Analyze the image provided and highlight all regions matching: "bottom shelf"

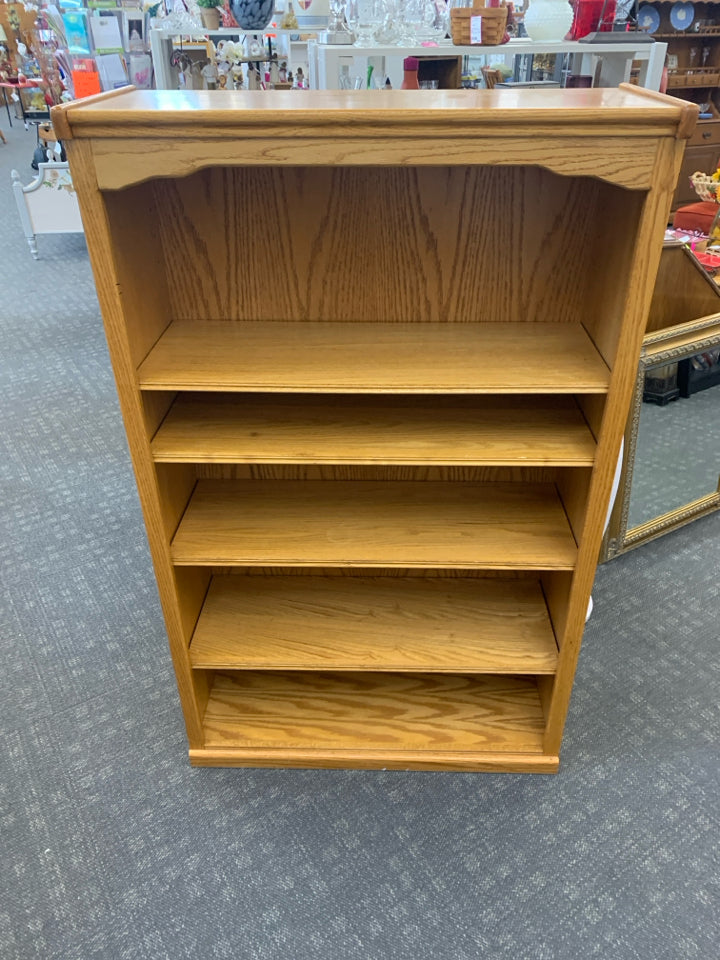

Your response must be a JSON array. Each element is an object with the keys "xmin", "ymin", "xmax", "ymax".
[{"xmin": 191, "ymin": 671, "xmax": 557, "ymax": 772}]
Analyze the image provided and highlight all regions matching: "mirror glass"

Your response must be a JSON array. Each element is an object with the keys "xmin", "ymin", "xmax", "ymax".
[{"xmin": 628, "ymin": 350, "xmax": 720, "ymax": 530}]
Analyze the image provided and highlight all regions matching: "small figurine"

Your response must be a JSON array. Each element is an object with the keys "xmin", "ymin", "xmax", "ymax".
[
  {"xmin": 279, "ymin": 60, "xmax": 287, "ymax": 83},
  {"xmin": 296, "ymin": 67, "xmax": 304, "ymax": 89},
  {"xmin": 269, "ymin": 54, "xmax": 279, "ymax": 87},
  {"xmin": 201, "ymin": 59, "xmax": 219, "ymax": 90},
  {"xmin": 247, "ymin": 62, "xmax": 261, "ymax": 90},
  {"xmin": 231, "ymin": 63, "xmax": 244, "ymax": 88}
]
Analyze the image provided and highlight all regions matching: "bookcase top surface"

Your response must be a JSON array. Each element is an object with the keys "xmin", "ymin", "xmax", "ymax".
[{"xmin": 54, "ymin": 85, "xmax": 697, "ymax": 141}]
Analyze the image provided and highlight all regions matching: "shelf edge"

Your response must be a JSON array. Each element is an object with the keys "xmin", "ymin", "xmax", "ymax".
[{"xmin": 189, "ymin": 747, "xmax": 558, "ymax": 772}]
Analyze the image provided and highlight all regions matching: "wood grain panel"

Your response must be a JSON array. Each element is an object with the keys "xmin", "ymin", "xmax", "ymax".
[
  {"xmin": 154, "ymin": 166, "xmax": 602, "ymax": 325},
  {"xmin": 62, "ymin": 140, "xmax": 207, "ymax": 744},
  {"xmin": 202, "ymin": 671, "xmax": 547, "ymax": 755},
  {"xmin": 170, "ymin": 480, "xmax": 578, "ymax": 569},
  {"xmin": 138, "ymin": 321, "xmax": 611, "ymax": 394},
  {"xmin": 142, "ymin": 391, "xmax": 176, "ymax": 440},
  {"xmin": 645, "ymin": 244, "xmax": 720, "ymax": 334},
  {"xmin": 152, "ymin": 395, "xmax": 597, "ymax": 466},
  {"xmin": 582, "ymin": 182, "xmax": 645, "ymax": 369},
  {"xmin": 576, "ymin": 394, "xmax": 605, "ymax": 442},
  {"xmin": 175, "ymin": 566, "xmax": 212, "ymax": 645},
  {"xmin": 540, "ymin": 571, "xmax": 572, "ymax": 650},
  {"xmin": 190, "ymin": 576, "xmax": 559, "ymax": 673},
  {"xmin": 210, "ymin": 567, "xmax": 538, "ymax": 579},
  {"xmin": 194, "ymin": 465, "xmax": 558, "ymax": 483},
  {"xmin": 544, "ymin": 136, "xmax": 690, "ymax": 754},
  {"xmin": 102, "ymin": 185, "xmax": 172, "ymax": 368},
  {"xmin": 154, "ymin": 464, "xmax": 196, "ymax": 542},
  {"xmin": 189, "ymin": 747, "xmax": 559, "ymax": 772},
  {"xmin": 92, "ymin": 136, "xmax": 658, "ymax": 193},
  {"xmin": 556, "ymin": 467, "xmax": 593, "ymax": 545}
]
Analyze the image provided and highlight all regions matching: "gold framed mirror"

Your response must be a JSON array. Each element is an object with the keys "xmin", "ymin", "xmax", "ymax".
[{"xmin": 603, "ymin": 314, "xmax": 720, "ymax": 560}]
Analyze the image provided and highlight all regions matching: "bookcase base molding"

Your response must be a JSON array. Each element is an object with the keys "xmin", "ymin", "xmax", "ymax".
[{"xmin": 55, "ymin": 87, "xmax": 696, "ymax": 772}]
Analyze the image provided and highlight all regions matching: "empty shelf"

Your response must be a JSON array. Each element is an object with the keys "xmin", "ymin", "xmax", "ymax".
[
  {"xmin": 170, "ymin": 480, "xmax": 578, "ymax": 569},
  {"xmin": 138, "ymin": 320, "xmax": 610, "ymax": 394},
  {"xmin": 190, "ymin": 576, "xmax": 559, "ymax": 673},
  {"xmin": 151, "ymin": 395, "xmax": 597, "ymax": 466},
  {"xmin": 194, "ymin": 670, "xmax": 551, "ymax": 771}
]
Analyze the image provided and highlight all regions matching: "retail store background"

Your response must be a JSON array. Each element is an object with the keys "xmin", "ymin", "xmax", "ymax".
[{"xmin": 1, "ymin": 122, "xmax": 718, "ymax": 959}]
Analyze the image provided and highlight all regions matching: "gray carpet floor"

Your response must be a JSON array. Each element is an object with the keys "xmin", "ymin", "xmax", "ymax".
[{"xmin": 1, "ymin": 120, "xmax": 718, "ymax": 960}]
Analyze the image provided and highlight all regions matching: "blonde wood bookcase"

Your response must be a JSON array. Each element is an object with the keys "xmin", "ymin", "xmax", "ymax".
[{"xmin": 53, "ymin": 86, "xmax": 696, "ymax": 773}]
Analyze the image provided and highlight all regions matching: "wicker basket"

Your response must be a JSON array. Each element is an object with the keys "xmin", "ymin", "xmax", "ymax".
[
  {"xmin": 450, "ymin": 1, "xmax": 508, "ymax": 46},
  {"xmin": 690, "ymin": 171, "xmax": 720, "ymax": 203}
]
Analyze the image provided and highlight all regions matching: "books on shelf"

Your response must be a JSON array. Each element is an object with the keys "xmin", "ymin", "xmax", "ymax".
[
  {"xmin": 89, "ymin": 10, "xmax": 125, "ymax": 53},
  {"xmin": 62, "ymin": 9, "xmax": 93, "ymax": 55}
]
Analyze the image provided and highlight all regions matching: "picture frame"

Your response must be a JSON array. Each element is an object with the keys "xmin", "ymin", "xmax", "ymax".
[{"xmin": 602, "ymin": 314, "xmax": 720, "ymax": 560}]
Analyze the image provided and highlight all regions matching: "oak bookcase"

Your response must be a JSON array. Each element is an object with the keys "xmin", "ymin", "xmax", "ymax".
[{"xmin": 54, "ymin": 86, "xmax": 695, "ymax": 772}]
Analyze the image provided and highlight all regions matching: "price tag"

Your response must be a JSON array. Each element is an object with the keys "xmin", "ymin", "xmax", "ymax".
[{"xmin": 470, "ymin": 16, "xmax": 483, "ymax": 44}]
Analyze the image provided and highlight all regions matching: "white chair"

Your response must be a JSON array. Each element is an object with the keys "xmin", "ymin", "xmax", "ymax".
[{"xmin": 11, "ymin": 160, "xmax": 84, "ymax": 259}]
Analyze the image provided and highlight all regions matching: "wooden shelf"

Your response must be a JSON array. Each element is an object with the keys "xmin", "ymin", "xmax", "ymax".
[
  {"xmin": 190, "ymin": 575, "xmax": 559, "ymax": 673},
  {"xmin": 151, "ymin": 394, "xmax": 597, "ymax": 466},
  {"xmin": 194, "ymin": 670, "xmax": 551, "ymax": 771},
  {"xmin": 653, "ymin": 32, "xmax": 720, "ymax": 39},
  {"xmin": 60, "ymin": 88, "xmax": 688, "ymax": 770},
  {"xmin": 170, "ymin": 480, "xmax": 578, "ymax": 569},
  {"xmin": 138, "ymin": 320, "xmax": 611, "ymax": 395},
  {"xmin": 666, "ymin": 71, "xmax": 720, "ymax": 89}
]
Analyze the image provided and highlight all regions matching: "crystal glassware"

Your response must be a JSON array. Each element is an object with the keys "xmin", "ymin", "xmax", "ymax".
[{"xmin": 353, "ymin": 0, "xmax": 384, "ymax": 44}]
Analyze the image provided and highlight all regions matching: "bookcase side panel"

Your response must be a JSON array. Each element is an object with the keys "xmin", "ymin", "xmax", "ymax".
[
  {"xmin": 544, "ymin": 136, "xmax": 690, "ymax": 754},
  {"xmin": 64, "ymin": 138, "xmax": 208, "ymax": 746}
]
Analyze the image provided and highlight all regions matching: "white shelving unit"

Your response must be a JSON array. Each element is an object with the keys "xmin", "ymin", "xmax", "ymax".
[
  {"xmin": 150, "ymin": 24, "xmax": 310, "ymax": 90},
  {"xmin": 308, "ymin": 38, "xmax": 667, "ymax": 91}
]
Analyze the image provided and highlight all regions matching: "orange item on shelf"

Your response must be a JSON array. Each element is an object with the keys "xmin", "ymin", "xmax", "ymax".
[{"xmin": 71, "ymin": 69, "xmax": 101, "ymax": 98}]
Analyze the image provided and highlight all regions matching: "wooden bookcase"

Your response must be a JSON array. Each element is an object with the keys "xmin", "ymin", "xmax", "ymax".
[{"xmin": 54, "ymin": 86, "xmax": 695, "ymax": 772}]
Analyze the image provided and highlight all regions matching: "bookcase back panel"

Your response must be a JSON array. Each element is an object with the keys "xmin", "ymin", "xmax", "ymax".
[
  {"xmin": 208, "ymin": 568, "xmax": 542, "ymax": 579},
  {"xmin": 192, "ymin": 464, "xmax": 559, "ymax": 483},
  {"xmin": 149, "ymin": 165, "xmax": 618, "ymax": 325}
]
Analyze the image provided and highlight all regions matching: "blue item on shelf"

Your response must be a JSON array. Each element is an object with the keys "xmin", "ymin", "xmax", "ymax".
[
  {"xmin": 670, "ymin": 1, "xmax": 694, "ymax": 31},
  {"xmin": 637, "ymin": 4, "xmax": 660, "ymax": 34}
]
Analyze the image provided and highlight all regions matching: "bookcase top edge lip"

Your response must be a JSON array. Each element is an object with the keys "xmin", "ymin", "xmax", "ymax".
[{"xmin": 53, "ymin": 86, "xmax": 697, "ymax": 140}]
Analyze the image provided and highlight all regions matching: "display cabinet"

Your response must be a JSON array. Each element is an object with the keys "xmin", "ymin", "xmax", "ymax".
[
  {"xmin": 671, "ymin": 117, "xmax": 720, "ymax": 208},
  {"xmin": 53, "ymin": 85, "xmax": 695, "ymax": 772},
  {"xmin": 656, "ymin": 1, "xmax": 720, "ymax": 101},
  {"xmin": 656, "ymin": 1, "xmax": 720, "ymax": 207}
]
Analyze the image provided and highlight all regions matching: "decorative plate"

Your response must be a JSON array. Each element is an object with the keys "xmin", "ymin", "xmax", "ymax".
[
  {"xmin": 670, "ymin": 1, "xmax": 694, "ymax": 31},
  {"xmin": 637, "ymin": 4, "xmax": 660, "ymax": 34}
]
